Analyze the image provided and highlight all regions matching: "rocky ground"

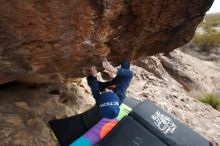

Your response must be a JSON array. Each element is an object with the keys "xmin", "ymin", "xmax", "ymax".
[
  {"xmin": 128, "ymin": 51, "xmax": 220, "ymax": 145},
  {"xmin": 0, "ymin": 79, "xmax": 97, "ymax": 146},
  {"xmin": 0, "ymin": 50, "xmax": 220, "ymax": 146}
]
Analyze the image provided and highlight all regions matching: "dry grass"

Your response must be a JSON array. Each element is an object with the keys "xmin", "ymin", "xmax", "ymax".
[{"xmin": 199, "ymin": 94, "xmax": 220, "ymax": 111}]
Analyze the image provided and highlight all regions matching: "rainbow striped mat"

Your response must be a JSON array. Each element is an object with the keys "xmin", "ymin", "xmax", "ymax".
[{"xmin": 69, "ymin": 103, "xmax": 132, "ymax": 146}]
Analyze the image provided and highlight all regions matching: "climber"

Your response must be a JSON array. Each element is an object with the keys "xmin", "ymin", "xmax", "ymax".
[{"xmin": 87, "ymin": 60, "xmax": 133, "ymax": 119}]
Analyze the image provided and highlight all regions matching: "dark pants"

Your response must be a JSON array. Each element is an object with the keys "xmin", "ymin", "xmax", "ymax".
[{"xmin": 49, "ymin": 106, "xmax": 102, "ymax": 146}]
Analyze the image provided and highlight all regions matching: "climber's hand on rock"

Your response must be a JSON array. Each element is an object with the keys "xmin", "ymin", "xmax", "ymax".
[
  {"xmin": 102, "ymin": 60, "xmax": 117, "ymax": 74},
  {"xmin": 90, "ymin": 66, "xmax": 97, "ymax": 77}
]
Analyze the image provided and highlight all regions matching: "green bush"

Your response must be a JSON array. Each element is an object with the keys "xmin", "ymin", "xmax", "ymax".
[
  {"xmin": 192, "ymin": 31, "xmax": 220, "ymax": 53},
  {"xmin": 199, "ymin": 94, "xmax": 220, "ymax": 111}
]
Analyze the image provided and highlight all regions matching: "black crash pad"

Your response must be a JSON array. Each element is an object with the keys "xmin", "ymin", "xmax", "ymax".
[
  {"xmin": 98, "ymin": 116, "xmax": 167, "ymax": 146},
  {"xmin": 123, "ymin": 97, "xmax": 140, "ymax": 109},
  {"xmin": 129, "ymin": 101, "xmax": 213, "ymax": 146}
]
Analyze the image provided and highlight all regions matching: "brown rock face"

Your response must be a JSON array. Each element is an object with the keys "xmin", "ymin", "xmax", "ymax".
[{"xmin": 0, "ymin": 0, "xmax": 213, "ymax": 84}]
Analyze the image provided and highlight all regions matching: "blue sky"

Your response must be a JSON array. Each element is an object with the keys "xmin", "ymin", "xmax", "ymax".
[{"xmin": 207, "ymin": 0, "xmax": 220, "ymax": 13}]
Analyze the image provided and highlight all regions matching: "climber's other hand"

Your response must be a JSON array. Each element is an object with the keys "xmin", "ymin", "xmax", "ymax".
[{"xmin": 90, "ymin": 66, "xmax": 97, "ymax": 77}]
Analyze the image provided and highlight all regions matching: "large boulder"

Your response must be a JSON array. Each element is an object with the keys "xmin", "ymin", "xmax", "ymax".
[{"xmin": 0, "ymin": 0, "xmax": 214, "ymax": 84}]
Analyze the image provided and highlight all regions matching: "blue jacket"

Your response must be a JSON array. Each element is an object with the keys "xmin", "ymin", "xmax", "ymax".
[{"xmin": 87, "ymin": 68, "xmax": 133, "ymax": 104}]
